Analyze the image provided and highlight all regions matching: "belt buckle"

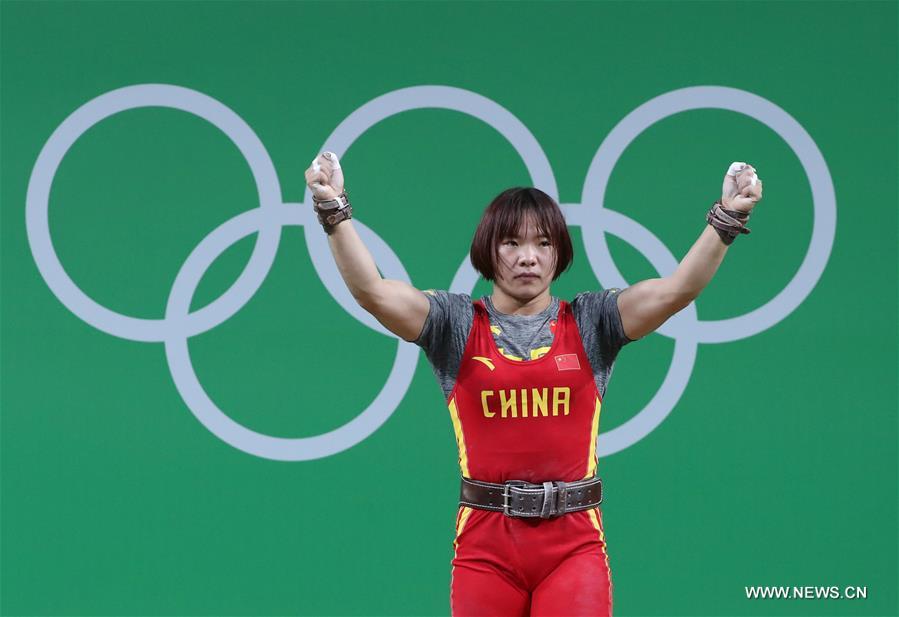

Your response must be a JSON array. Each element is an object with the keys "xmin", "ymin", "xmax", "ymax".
[{"xmin": 501, "ymin": 480, "xmax": 529, "ymax": 517}]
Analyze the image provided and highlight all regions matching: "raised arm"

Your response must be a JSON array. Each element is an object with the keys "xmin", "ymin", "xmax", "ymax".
[
  {"xmin": 304, "ymin": 152, "xmax": 430, "ymax": 342},
  {"xmin": 616, "ymin": 162, "xmax": 764, "ymax": 341}
]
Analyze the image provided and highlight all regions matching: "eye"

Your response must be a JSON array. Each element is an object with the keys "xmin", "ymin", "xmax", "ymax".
[
  {"xmin": 540, "ymin": 240, "xmax": 552, "ymax": 247},
  {"xmin": 503, "ymin": 240, "xmax": 518, "ymax": 246}
]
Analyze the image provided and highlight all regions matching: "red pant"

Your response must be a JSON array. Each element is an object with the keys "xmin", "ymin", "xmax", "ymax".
[{"xmin": 451, "ymin": 506, "xmax": 612, "ymax": 616}]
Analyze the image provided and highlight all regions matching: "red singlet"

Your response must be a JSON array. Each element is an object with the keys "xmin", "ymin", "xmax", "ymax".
[{"xmin": 448, "ymin": 299, "xmax": 612, "ymax": 616}]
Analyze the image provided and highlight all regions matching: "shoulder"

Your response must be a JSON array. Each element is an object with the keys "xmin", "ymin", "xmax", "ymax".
[
  {"xmin": 421, "ymin": 289, "xmax": 474, "ymax": 315},
  {"xmin": 412, "ymin": 290, "xmax": 475, "ymax": 349},
  {"xmin": 569, "ymin": 288, "xmax": 635, "ymax": 346},
  {"xmin": 569, "ymin": 288, "xmax": 623, "ymax": 316}
]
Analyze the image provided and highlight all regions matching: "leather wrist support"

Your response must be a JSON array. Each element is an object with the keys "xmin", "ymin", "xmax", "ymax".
[
  {"xmin": 706, "ymin": 200, "xmax": 751, "ymax": 245},
  {"xmin": 312, "ymin": 190, "xmax": 352, "ymax": 234}
]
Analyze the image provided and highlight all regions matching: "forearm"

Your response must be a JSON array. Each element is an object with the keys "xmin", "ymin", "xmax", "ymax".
[
  {"xmin": 665, "ymin": 225, "xmax": 729, "ymax": 305},
  {"xmin": 617, "ymin": 163, "xmax": 761, "ymax": 339},
  {"xmin": 325, "ymin": 220, "xmax": 384, "ymax": 304},
  {"xmin": 324, "ymin": 219, "xmax": 430, "ymax": 339}
]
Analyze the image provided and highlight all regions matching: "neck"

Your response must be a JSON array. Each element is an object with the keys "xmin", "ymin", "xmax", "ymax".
[{"xmin": 490, "ymin": 286, "xmax": 552, "ymax": 316}]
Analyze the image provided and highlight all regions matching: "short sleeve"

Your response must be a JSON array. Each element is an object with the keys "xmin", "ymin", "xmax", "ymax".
[
  {"xmin": 412, "ymin": 290, "xmax": 474, "ymax": 400},
  {"xmin": 569, "ymin": 288, "xmax": 634, "ymax": 399},
  {"xmin": 411, "ymin": 290, "xmax": 472, "ymax": 350},
  {"xmin": 571, "ymin": 288, "xmax": 635, "ymax": 354}
]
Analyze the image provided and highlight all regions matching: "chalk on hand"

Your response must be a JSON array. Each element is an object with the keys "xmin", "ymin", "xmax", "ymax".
[
  {"xmin": 727, "ymin": 161, "xmax": 747, "ymax": 177},
  {"xmin": 322, "ymin": 151, "xmax": 342, "ymax": 170},
  {"xmin": 312, "ymin": 152, "xmax": 342, "ymax": 174}
]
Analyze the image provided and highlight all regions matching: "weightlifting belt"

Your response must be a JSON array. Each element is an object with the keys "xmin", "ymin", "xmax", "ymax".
[{"xmin": 460, "ymin": 476, "xmax": 603, "ymax": 519}]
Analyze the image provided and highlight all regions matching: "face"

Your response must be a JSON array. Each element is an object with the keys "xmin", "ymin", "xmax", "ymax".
[{"xmin": 493, "ymin": 214, "xmax": 557, "ymax": 300}]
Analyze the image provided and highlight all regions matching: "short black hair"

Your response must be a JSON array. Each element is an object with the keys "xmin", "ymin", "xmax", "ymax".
[{"xmin": 469, "ymin": 187, "xmax": 574, "ymax": 282}]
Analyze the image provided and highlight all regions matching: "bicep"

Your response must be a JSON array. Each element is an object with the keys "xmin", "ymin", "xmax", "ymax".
[
  {"xmin": 616, "ymin": 278, "xmax": 683, "ymax": 341},
  {"xmin": 361, "ymin": 279, "xmax": 431, "ymax": 342}
]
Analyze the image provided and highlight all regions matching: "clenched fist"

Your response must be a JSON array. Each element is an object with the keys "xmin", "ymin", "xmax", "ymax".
[
  {"xmin": 304, "ymin": 151, "xmax": 345, "ymax": 201},
  {"xmin": 721, "ymin": 162, "xmax": 763, "ymax": 213}
]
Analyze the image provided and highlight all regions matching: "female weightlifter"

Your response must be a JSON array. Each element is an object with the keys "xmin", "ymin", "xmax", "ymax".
[{"xmin": 305, "ymin": 152, "xmax": 763, "ymax": 616}]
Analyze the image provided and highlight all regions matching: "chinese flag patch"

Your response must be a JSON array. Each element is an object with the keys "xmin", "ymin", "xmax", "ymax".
[{"xmin": 554, "ymin": 353, "xmax": 580, "ymax": 371}]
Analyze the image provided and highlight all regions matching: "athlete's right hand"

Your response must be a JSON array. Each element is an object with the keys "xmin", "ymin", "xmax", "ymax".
[{"xmin": 304, "ymin": 151, "xmax": 345, "ymax": 201}]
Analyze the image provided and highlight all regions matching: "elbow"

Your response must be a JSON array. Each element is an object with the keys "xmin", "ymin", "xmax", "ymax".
[
  {"xmin": 355, "ymin": 281, "xmax": 387, "ymax": 313},
  {"xmin": 662, "ymin": 274, "xmax": 705, "ymax": 311},
  {"xmin": 356, "ymin": 290, "xmax": 378, "ymax": 313},
  {"xmin": 658, "ymin": 287, "xmax": 697, "ymax": 314},
  {"xmin": 669, "ymin": 291, "xmax": 698, "ymax": 313}
]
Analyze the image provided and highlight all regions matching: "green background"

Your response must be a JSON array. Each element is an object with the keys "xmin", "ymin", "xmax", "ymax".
[{"xmin": 2, "ymin": 1, "xmax": 896, "ymax": 615}]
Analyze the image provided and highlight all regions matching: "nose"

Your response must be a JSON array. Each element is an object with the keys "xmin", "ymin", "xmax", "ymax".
[{"xmin": 517, "ymin": 246, "xmax": 537, "ymax": 265}]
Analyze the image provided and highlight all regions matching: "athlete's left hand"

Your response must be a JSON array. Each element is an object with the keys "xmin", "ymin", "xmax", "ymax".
[{"xmin": 721, "ymin": 162, "xmax": 764, "ymax": 213}]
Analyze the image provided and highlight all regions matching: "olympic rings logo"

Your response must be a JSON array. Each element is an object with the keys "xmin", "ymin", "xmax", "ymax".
[{"xmin": 25, "ymin": 84, "xmax": 836, "ymax": 461}]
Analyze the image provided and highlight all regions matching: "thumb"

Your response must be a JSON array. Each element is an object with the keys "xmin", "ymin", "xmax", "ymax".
[{"xmin": 306, "ymin": 171, "xmax": 330, "ymax": 195}]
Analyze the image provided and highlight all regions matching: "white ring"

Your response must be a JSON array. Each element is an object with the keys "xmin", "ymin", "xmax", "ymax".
[
  {"xmin": 579, "ymin": 86, "xmax": 835, "ymax": 343},
  {"xmin": 25, "ymin": 84, "xmax": 283, "ymax": 342},
  {"xmin": 26, "ymin": 84, "xmax": 835, "ymax": 460}
]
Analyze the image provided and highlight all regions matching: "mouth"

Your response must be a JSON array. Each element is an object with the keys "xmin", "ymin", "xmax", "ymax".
[{"xmin": 516, "ymin": 273, "xmax": 540, "ymax": 279}]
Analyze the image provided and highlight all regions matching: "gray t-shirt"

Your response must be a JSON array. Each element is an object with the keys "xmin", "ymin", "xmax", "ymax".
[{"xmin": 412, "ymin": 289, "xmax": 634, "ymax": 401}]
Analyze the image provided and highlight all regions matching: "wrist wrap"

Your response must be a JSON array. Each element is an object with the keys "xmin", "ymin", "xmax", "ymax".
[
  {"xmin": 706, "ymin": 200, "xmax": 751, "ymax": 245},
  {"xmin": 312, "ymin": 190, "xmax": 352, "ymax": 235}
]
